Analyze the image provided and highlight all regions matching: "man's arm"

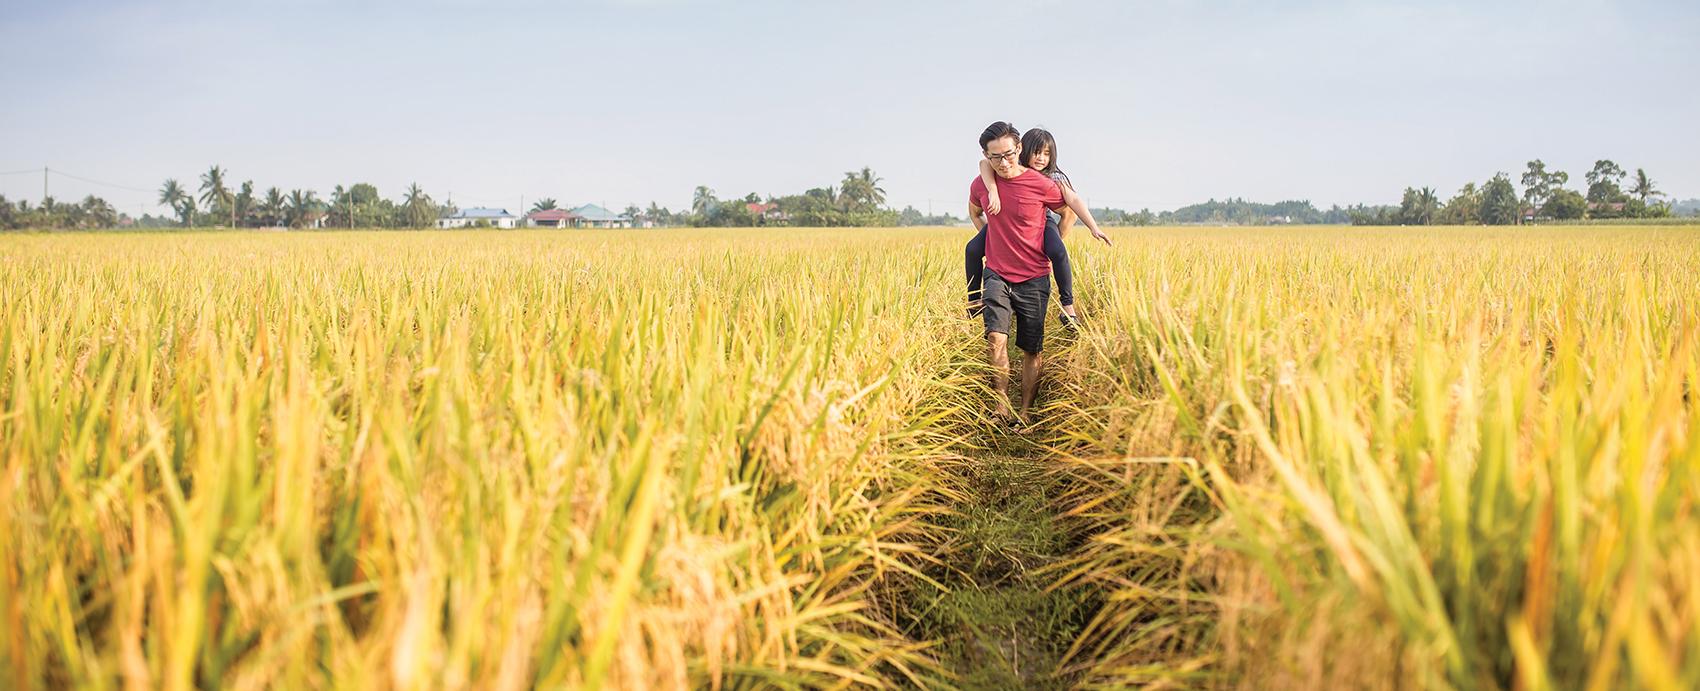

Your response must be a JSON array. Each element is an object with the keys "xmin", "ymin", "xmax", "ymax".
[
  {"xmin": 1057, "ymin": 185, "xmax": 1111, "ymax": 246},
  {"xmin": 969, "ymin": 200, "xmax": 987, "ymax": 232}
]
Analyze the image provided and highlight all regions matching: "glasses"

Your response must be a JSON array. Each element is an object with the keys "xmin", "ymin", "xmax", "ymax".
[{"xmin": 984, "ymin": 149, "xmax": 1018, "ymax": 163}]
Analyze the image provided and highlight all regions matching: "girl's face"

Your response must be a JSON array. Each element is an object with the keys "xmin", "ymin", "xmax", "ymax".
[{"xmin": 1028, "ymin": 146, "xmax": 1051, "ymax": 172}]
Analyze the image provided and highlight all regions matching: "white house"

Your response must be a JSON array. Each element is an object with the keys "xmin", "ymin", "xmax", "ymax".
[{"xmin": 438, "ymin": 207, "xmax": 519, "ymax": 229}]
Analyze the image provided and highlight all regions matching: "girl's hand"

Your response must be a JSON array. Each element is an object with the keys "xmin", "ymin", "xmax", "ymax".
[
  {"xmin": 986, "ymin": 190, "xmax": 1001, "ymax": 215},
  {"xmin": 1091, "ymin": 227, "xmax": 1113, "ymax": 246}
]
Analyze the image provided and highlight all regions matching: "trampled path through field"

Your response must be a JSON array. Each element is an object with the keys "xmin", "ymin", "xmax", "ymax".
[{"xmin": 902, "ymin": 328, "xmax": 1121, "ymax": 690}]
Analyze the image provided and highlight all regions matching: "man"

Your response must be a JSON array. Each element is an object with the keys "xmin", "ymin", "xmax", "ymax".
[{"xmin": 967, "ymin": 121, "xmax": 1107, "ymax": 426}]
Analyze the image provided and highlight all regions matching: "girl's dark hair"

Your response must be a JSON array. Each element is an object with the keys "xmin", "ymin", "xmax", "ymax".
[{"xmin": 1020, "ymin": 128, "xmax": 1071, "ymax": 189}]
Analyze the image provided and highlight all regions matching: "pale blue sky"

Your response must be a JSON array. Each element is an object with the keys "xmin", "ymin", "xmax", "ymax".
[{"xmin": 2, "ymin": 0, "xmax": 1695, "ymax": 217}]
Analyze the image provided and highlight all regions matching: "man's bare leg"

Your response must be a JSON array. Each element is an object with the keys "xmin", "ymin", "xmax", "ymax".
[
  {"xmin": 1019, "ymin": 350, "xmax": 1043, "ymax": 422},
  {"xmin": 987, "ymin": 331, "xmax": 1014, "ymax": 420}
]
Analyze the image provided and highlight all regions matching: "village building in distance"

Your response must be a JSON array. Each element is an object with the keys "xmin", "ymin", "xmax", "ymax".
[
  {"xmin": 523, "ymin": 203, "xmax": 634, "ymax": 229},
  {"xmin": 438, "ymin": 207, "xmax": 520, "ymax": 229}
]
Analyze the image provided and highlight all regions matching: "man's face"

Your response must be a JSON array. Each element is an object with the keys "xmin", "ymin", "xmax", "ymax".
[{"xmin": 983, "ymin": 136, "xmax": 1022, "ymax": 179}]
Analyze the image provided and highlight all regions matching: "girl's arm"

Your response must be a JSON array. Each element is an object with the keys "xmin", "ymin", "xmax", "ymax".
[
  {"xmin": 1058, "ymin": 185, "xmax": 1112, "ymax": 246},
  {"xmin": 978, "ymin": 159, "xmax": 1002, "ymax": 215}
]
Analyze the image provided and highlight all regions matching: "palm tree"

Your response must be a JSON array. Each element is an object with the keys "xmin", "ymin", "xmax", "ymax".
[
  {"xmin": 1416, "ymin": 186, "xmax": 1439, "ymax": 225},
  {"xmin": 233, "ymin": 181, "xmax": 255, "ymax": 227},
  {"xmin": 1441, "ymin": 182, "xmax": 1480, "ymax": 224},
  {"xmin": 838, "ymin": 172, "xmax": 865, "ymax": 212},
  {"xmin": 199, "ymin": 165, "xmax": 233, "ymax": 227},
  {"xmin": 159, "ymin": 178, "xmax": 193, "ymax": 227},
  {"xmin": 329, "ymin": 185, "xmax": 349, "ymax": 228},
  {"xmin": 691, "ymin": 186, "xmax": 717, "ymax": 217},
  {"xmin": 258, "ymin": 187, "xmax": 285, "ymax": 227},
  {"xmin": 286, "ymin": 189, "xmax": 320, "ymax": 229},
  {"xmin": 37, "ymin": 197, "xmax": 64, "ymax": 229},
  {"xmin": 1630, "ymin": 169, "xmax": 1662, "ymax": 202},
  {"xmin": 82, "ymin": 195, "xmax": 118, "ymax": 228},
  {"xmin": 855, "ymin": 167, "xmax": 886, "ymax": 208},
  {"xmin": 530, "ymin": 198, "xmax": 558, "ymax": 213},
  {"xmin": 402, "ymin": 183, "xmax": 435, "ymax": 228},
  {"xmin": 837, "ymin": 167, "xmax": 887, "ymax": 213}
]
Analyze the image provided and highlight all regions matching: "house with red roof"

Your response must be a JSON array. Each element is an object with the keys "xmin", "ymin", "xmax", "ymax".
[
  {"xmin": 526, "ymin": 208, "xmax": 581, "ymax": 228},
  {"xmin": 746, "ymin": 201, "xmax": 787, "ymax": 224}
]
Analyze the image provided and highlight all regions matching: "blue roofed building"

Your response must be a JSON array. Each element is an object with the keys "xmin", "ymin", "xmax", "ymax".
[
  {"xmin": 438, "ymin": 207, "xmax": 519, "ymax": 229},
  {"xmin": 567, "ymin": 204, "xmax": 631, "ymax": 228}
]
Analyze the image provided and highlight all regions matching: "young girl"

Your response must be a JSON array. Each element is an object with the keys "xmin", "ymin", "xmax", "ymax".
[{"xmin": 966, "ymin": 127, "xmax": 1111, "ymax": 329}]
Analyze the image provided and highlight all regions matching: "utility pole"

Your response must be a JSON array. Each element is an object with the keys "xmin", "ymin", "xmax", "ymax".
[{"xmin": 43, "ymin": 166, "xmax": 49, "ymax": 202}]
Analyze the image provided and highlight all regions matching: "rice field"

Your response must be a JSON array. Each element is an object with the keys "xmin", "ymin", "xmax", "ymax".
[{"xmin": 2, "ymin": 226, "xmax": 1696, "ymax": 690}]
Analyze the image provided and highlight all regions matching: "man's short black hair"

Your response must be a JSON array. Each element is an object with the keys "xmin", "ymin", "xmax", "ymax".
[{"xmin": 979, "ymin": 121, "xmax": 1019, "ymax": 151}]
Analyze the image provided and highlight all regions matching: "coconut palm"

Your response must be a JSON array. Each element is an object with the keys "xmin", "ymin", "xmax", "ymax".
[
  {"xmin": 199, "ymin": 165, "xmax": 234, "ymax": 227},
  {"xmin": 257, "ymin": 187, "xmax": 285, "ymax": 227},
  {"xmin": 1630, "ymin": 169, "xmax": 1662, "ymax": 202},
  {"xmin": 82, "ymin": 195, "xmax": 118, "ymax": 228},
  {"xmin": 838, "ymin": 167, "xmax": 887, "ymax": 212},
  {"xmin": 1416, "ymin": 186, "xmax": 1440, "ymax": 225},
  {"xmin": 285, "ymin": 189, "xmax": 320, "ymax": 229},
  {"xmin": 691, "ymin": 186, "xmax": 717, "ymax": 218},
  {"xmin": 233, "ymin": 181, "xmax": 255, "ymax": 227},
  {"xmin": 530, "ymin": 198, "xmax": 558, "ymax": 213},
  {"xmin": 856, "ymin": 166, "xmax": 886, "ymax": 208},
  {"xmin": 36, "ymin": 196, "xmax": 64, "ymax": 229},
  {"xmin": 402, "ymin": 183, "xmax": 435, "ymax": 228},
  {"xmin": 159, "ymin": 178, "xmax": 193, "ymax": 227}
]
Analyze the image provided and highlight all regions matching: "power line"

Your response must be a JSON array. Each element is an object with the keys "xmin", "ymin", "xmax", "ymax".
[
  {"xmin": 47, "ymin": 168, "xmax": 155, "ymax": 194},
  {"xmin": 0, "ymin": 168, "xmax": 41, "ymax": 176}
]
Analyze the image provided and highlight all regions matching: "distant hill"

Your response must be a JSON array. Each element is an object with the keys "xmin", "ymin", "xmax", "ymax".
[{"xmin": 1670, "ymin": 198, "xmax": 1700, "ymax": 217}]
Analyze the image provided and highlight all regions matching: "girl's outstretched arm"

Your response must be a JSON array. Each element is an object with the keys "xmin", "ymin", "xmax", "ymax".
[
  {"xmin": 978, "ymin": 159, "xmax": 1002, "ymax": 215},
  {"xmin": 1058, "ymin": 185, "xmax": 1112, "ymax": 246}
]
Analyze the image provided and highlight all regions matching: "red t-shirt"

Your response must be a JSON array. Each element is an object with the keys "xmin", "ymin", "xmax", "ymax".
[{"xmin": 969, "ymin": 169, "xmax": 1065, "ymax": 283}]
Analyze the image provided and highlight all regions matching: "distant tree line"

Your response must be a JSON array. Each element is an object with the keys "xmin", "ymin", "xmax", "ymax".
[
  {"xmin": 146, "ymin": 166, "xmax": 454, "ymax": 229},
  {"xmin": 896, "ymin": 206, "xmax": 964, "ymax": 226},
  {"xmin": 0, "ymin": 194, "xmax": 123, "ymax": 230},
  {"xmin": 659, "ymin": 167, "xmax": 905, "ymax": 227},
  {"xmin": 7, "ymin": 159, "xmax": 1691, "ymax": 231},
  {"xmin": 1085, "ymin": 199, "xmax": 1354, "ymax": 226},
  {"xmin": 1352, "ymin": 159, "xmax": 1675, "ymax": 226}
]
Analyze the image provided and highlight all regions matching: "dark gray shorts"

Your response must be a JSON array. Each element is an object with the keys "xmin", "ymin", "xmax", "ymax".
[{"xmin": 982, "ymin": 268, "xmax": 1049, "ymax": 354}]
